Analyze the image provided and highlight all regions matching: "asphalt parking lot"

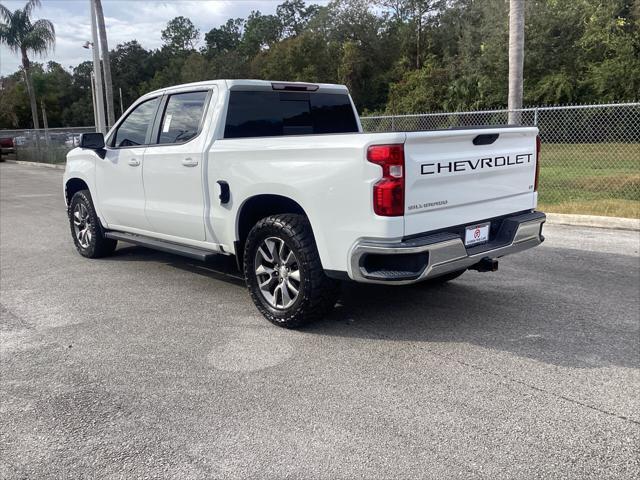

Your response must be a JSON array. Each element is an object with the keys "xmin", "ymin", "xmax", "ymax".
[{"xmin": 1, "ymin": 162, "xmax": 639, "ymax": 479}]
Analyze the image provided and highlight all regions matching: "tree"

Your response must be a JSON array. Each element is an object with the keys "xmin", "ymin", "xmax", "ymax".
[
  {"xmin": 94, "ymin": 0, "xmax": 115, "ymax": 126},
  {"xmin": 204, "ymin": 18, "xmax": 243, "ymax": 56},
  {"xmin": 3, "ymin": 0, "xmax": 640, "ymax": 129},
  {"xmin": 277, "ymin": 0, "xmax": 319, "ymax": 37},
  {"xmin": 385, "ymin": 61, "xmax": 450, "ymax": 114},
  {"xmin": 109, "ymin": 41, "xmax": 154, "ymax": 109},
  {"xmin": 161, "ymin": 16, "xmax": 200, "ymax": 52},
  {"xmin": 430, "ymin": 0, "xmax": 509, "ymax": 110},
  {"xmin": 241, "ymin": 11, "xmax": 282, "ymax": 55},
  {"xmin": 378, "ymin": 0, "xmax": 440, "ymax": 69},
  {"xmin": 252, "ymin": 31, "xmax": 336, "ymax": 82},
  {"xmin": 408, "ymin": 0, "xmax": 439, "ymax": 69},
  {"xmin": 179, "ymin": 52, "xmax": 213, "ymax": 83},
  {"xmin": 62, "ymin": 60, "xmax": 95, "ymax": 126},
  {"xmin": 325, "ymin": 0, "xmax": 380, "ymax": 44},
  {"xmin": 508, "ymin": 0, "xmax": 524, "ymax": 124},
  {"xmin": 0, "ymin": 72, "xmax": 29, "ymax": 128},
  {"xmin": 577, "ymin": 0, "xmax": 640, "ymax": 102},
  {"xmin": 0, "ymin": 0, "xmax": 55, "ymax": 130},
  {"xmin": 32, "ymin": 61, "xmax": 73, "ymax": 127}
]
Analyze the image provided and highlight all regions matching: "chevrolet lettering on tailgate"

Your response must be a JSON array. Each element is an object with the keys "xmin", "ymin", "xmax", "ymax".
[{"xmin": 421, "ymin": 153, "xmax": 534, "ymax": 175}]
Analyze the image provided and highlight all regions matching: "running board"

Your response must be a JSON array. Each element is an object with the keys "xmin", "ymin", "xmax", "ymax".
[{"xmin": 104, "ymin": 231, "xmax": 219, "ymax": 262}]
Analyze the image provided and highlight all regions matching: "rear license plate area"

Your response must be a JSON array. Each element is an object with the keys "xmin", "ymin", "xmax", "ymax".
[{"xmin": 465, "ymin": 223, "xmax": 490, "ymax": 246}]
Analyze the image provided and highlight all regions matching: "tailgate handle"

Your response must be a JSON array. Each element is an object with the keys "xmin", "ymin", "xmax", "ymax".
[{"xmin": 473, "ymin": 133, "xmax": 499, "ymax": 145}]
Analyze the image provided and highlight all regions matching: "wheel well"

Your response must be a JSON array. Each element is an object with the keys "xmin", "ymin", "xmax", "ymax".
[
  {"xmin": 235, "ymin": 194, "xmax": 306, "ymax": 265},
  {"xmin": 65, "ymin": 178, "xmax": 89, "ymax": 205}
]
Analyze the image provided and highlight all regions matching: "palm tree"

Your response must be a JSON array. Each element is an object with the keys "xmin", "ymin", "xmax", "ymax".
[
  {"xmin": 508, "ymin": 0, "xmax": 524, "ymax": 124},
  {"xmin": 0, "ymin": 0, "xmax": 55, "ymax": 130}
]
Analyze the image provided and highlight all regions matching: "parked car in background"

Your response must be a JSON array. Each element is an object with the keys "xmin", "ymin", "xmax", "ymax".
[
  {"xmin": 0, "ymin": 136, "xmax": 15, "ymax": 160},
  {"xmin": 63, "ymin": 79, "xmax": 545, "ymax": 328},
  {"xmin": 65, "ymin": 134, "xmax": 82, "ymax": 148},
  {"xmin": 1, "ymin": 136, "xmax": 15, "ymax": 153}
]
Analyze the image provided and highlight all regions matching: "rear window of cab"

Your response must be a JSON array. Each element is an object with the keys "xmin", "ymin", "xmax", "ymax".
[{"xmin": 224, "ymin": 91, "xmax": 359, "ymax": 139}]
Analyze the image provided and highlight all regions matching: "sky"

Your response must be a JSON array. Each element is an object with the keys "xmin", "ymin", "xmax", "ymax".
[{"xmin": 0, "ymin": 0, "xmax": 329, "ymax": 76}]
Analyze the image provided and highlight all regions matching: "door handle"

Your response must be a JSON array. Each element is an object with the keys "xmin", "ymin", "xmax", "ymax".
[
  {"xmin": 128, "ymin": 158, "xmax": 140, "ymax": 166},
  {"xmin": 182, "ymin": 158, "xmax": 198, "ymax": 167}
]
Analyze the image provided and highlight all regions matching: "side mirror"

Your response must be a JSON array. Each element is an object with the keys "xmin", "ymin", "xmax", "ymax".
[{"xmin": 79, "ymin": 132, "xmax": 105, "ymax": 150}]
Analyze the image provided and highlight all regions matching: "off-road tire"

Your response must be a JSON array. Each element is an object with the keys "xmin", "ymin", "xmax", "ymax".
[
  {"xmin": 68, "ymin": 189, "xmax": 117, "ymax": 258},
  {"xmin": 244, "ymin": 214, "xmax": 339, "ymax": 328}
]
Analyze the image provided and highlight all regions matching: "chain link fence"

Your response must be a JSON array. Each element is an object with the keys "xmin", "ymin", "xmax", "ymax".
[
  {"xmin": 362, "ymin": 103, "xmax": 640, "ymax": 218},
  {"xmin": 1, "ymin": 103, "xmax": 638, "ymax": 217},
  {"xmin": 0, "ymin": 126, "xmax": 96, "ymax": 164}
]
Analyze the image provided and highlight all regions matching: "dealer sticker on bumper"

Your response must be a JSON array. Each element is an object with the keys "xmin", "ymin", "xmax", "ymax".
[{"xmin": 465, "ymin": 223, "xmax": 490, "ymax": 246}]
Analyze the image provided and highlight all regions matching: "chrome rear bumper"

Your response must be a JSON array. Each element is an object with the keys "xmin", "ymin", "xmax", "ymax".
[{"xmin": 349, "ymin": 211, "xmax": 546, "ymax": 285}]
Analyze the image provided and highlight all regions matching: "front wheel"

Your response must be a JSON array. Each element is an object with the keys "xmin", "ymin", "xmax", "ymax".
[
  {"xmin": 244, "ymin": 214, "xmax": 339, "ymax": 328},
  {"xmin": 68, "ymin": 189, "xmax": 117, "ymax": 258}
]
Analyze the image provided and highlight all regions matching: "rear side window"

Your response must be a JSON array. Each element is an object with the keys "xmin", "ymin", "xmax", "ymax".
[
  {"xmin": 224, "ymin": 91, "xmax": 359, "ymax": 139},
  {"xmin": 112, "ymin": 97, "xmax": 160, "ymax": 147},
  {"xmin": 157, "ymin": 91, "xmax": 209, "ymax": 144}
]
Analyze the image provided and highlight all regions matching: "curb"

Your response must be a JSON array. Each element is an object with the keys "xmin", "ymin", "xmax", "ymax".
[
  {"xmin": 3, "ymin": 159, "xmax": 65, "ymax": 170},
  {"xmin": 546, "ymin": 213, "xmax": 639, "ymax": 231}
]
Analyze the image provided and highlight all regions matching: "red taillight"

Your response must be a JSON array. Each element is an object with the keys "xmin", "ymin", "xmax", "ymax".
[
  {"xmin": 534, "ymin": 135, "xmax": 541, "ymax": 192},
  {"xmin": 367, "ymin": 144, "xmax": 405, "ymax": 216}
]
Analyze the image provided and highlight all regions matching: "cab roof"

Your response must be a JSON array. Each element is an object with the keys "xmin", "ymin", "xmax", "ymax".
[{"xmin": 142, "ymin": 79, "xmax": 349, "ymax": 100}]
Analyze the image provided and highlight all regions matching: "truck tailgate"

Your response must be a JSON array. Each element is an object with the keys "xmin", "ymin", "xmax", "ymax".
[{"xmin": 403, "ymin": 127, "xmax": 538, "ymax": 236}]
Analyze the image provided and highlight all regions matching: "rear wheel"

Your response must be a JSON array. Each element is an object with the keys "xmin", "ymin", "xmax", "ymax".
[
  {"xmin": 244, "ymin": 214, "xmax": 339, "ymax": 328},
  {"xmin": 68, "ymin": 190, "xmax": 117, "ymax": 258}
]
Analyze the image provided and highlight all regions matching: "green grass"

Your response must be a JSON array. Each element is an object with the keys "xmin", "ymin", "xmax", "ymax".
[{"xmin": 538, "ymin": 143, "xmax": 640, "ymax": 218}]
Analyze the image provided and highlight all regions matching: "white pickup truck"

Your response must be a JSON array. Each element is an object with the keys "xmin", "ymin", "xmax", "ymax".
[{"xmin": 64, "ymin": 80, "xmax": 545, "ymax": 327}]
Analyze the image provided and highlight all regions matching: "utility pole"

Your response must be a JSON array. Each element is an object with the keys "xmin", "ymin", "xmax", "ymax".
[
  {"xmin": 508, "ymin": 0, "xmax": 525, "ymax": 125},
  {"xmin": 94, "ymin": 0, "xmax": 115, "ymax": 128},
  {"xmin": 90, "ymin": 0, "xmax": 106, "ymax": 134}
]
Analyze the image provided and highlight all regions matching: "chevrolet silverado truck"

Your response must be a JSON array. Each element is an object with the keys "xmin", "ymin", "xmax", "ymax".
[{"xmin": 64, "ymin": 80, "xmax": 545, "ymax": 327}]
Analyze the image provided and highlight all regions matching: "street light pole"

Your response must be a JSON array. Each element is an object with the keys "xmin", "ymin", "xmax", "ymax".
[
  {"xmin": 94, "ymin": 0, "xmax": 115, "ymax": 127},
  {"xmin": 90, "ymin": 0, "xmax": 106, "ymax": 134},
  {"xmin": 90, "ymin": 71, "xmax": 99, "ymax": 129}
]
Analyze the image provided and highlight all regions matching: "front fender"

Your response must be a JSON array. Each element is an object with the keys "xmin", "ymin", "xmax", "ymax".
[{"xmin": 64, "ymin": 150, "xmax": 106, "ymax": 225}]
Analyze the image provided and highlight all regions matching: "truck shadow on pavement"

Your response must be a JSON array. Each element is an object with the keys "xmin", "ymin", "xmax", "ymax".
[
  {"xmin": 108, "ymin": 244, "xmax": 638, "ymax": 371},
  {"xmin": 314, "ymin": 278, "xmax": 639, "ymax": 371},
  {"xmin": 109, "ymin": 244, "xmax": 246, "ymax": 286}
]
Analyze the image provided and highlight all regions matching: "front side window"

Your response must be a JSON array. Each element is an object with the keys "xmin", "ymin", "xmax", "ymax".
[
  {"xmin": 112, "ymin": 97, "xmax": 161, "ymax": 148},
  {"xmin": 224, "ymin": 91, "xmax": 359, "ymax": 139},
  {"xmin": 157, "ymin": 91, "xmax": 209, "ymax": 144}
]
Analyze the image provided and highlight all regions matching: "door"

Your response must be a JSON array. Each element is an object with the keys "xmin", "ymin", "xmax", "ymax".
[
  {"xmin": 95, "ymin": 96, "xmax": 161, "ymax": 230},
  {"xmin": 142, "ymin": 90, "xmax": 212, "ymax": 241}
]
